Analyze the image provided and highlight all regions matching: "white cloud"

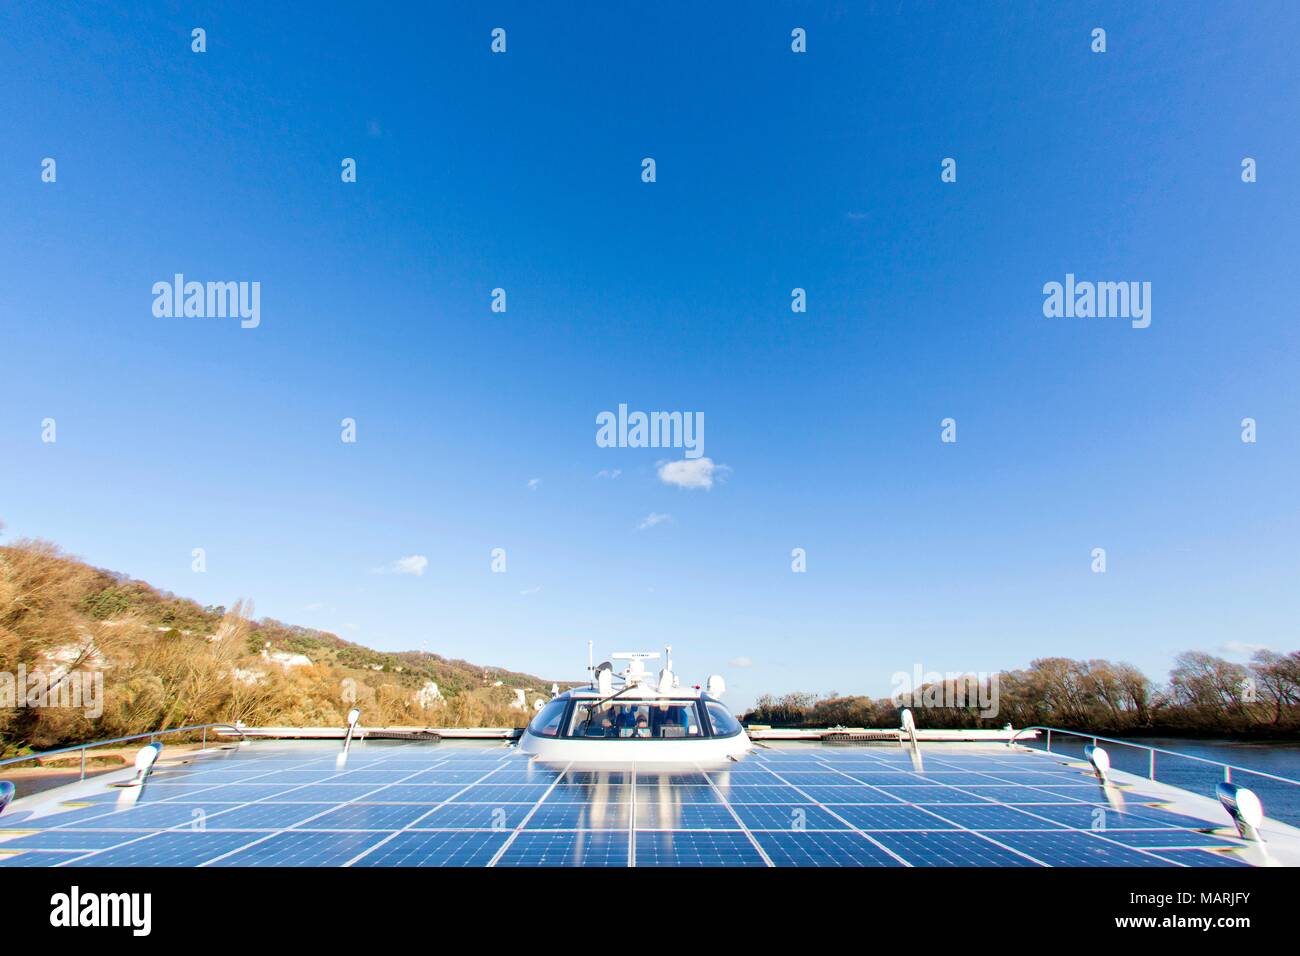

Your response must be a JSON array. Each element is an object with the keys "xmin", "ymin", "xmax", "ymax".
[
  {"xmin": 374, "ymin": 555, "xmax": 428, "ymax": 576},
  {"xmin": 657, "ymin": 457, "xmax": 730, "ymax": 490},
  {"xmin": 303, "ymin": 602, "xmax": 324, "ymax": 611},
  {"xmin": 728, "ymin": 656, "xmax": 753, "ymax": 668},
  {"xmin": 519, "ymin": 586, "xmax": 543, "ymax": 596},
  {"xmin": 527, "ymin": 478, "xmax": 541, "ymax": 490},
  {"xmin": 1219, "ymin": 641, "xmax": 1270, "ymax": 657},
  {"xmin": 638, "ymin": 512, "xmax": 672, "ymax": 530},
  {"xmin": 596, "ymin": 468, "xmax": 622, "ymax": 479}
]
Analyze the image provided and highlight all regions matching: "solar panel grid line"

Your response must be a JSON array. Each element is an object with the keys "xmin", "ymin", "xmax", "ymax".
[
  {"xmin": 345, "ymin": 755, "xmax": 531, "ymax": 867},
  {"xmin": 193, "ymin": 745, "xmax": 476, "ymax": 867},
  {"xmin": 484, "ymin": 761, "xmax": 572, "ymax": 868},
  {"xmin": 754, "ymin": 760, "xmax": 912, "ymax": 867},
  {"xmin": 699, "ymin": 761, "xmax": 774, "ymax": 867}
]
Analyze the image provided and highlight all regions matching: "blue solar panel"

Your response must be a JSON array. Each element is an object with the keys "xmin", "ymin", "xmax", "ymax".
[
  {"xmin": 875, "ymin": 785, "xmax": 996, "ymax": 803},
  {"xmin": 351, "ymin": 830, "xmax": 509, "ymax": 867},
  {"xmin": 1156, "ymin": 848, "xmax": 1252, "ymax": 868},
  {"xmin": 636, "ymin": 804, "xmax": 738, "ymax": 830},
  {"xmin": 715, "ymin": 785, "xmax": 808, "ymax": 803},
  {"xmin": 63, "ymin": 832, "xmax": 271, "ymax": 867},
  {"xmin": 498, "ymin": 830, "xmax": 629, "ymax": 866},
  {"xmin": 450, "ymin": 785, "xmax": 552, "ymax": 803},
  {"xmin": 364, "ymin": 784, "xmax": 463, "ymax": 803},
  {"xmin": 985, "ymin": 831, "xmax": 1178, "ymax": 867},
  {"xmin": 1017, "ymin": 804, "xmax": 1182, "ymax": 830},
  {"xmin": 632, "ymin": 785, "xmax": 721, "ymax": 804},
  {"xmin": 730, "ymin": 803, "xmax": 852, "ymax": 831},
  {"xmin": 209, "ymin": 830, "xmax": 383, "ymax": 866},
  {"xmin": 421, "ymin": 803, "xmax": 533, "ymax": 829},
  {"xmin": 1, "ymin": 829, "xmax": 141, "ymax": 850},
  {"xmin": 754, "ymin": 830, "xmax": 903, "ymax": 867},
  {"xmin": 523, "ymin": 802, "xmax": 631, "ymax": 830},
  {"xmin": 0, "ymin": 850, "xmax": 85, "ymax": 867},
  {"xmin": 868, "ymin": 831, "xmax": 1043, "ymax": 867},
  {"xmin": 0, "ymin": 741, "xmax": 1259, "ymax": 868},
  {"xmin": 1093, "ymin": 829, "xmax": 1239, "ymax": 850},
  {"xmin": 296, "ymin": 804, "xmax": 435, "ymax": 830},
  {"xmin": 829, "ymin": 805, "xmax": 961, "ymax": 830},
  {"xmin": 918, "ymin": 805, "xmax": 1067, "ymax": 830},
  {"xmin": 634, "ymin": 830, "xmax": 765, "ymax": 867}
]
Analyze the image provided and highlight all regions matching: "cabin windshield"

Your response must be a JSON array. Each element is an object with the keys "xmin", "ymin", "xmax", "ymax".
[{"xmin": 564, "ymin": 700, "xmax": 703, "ymax": 739}]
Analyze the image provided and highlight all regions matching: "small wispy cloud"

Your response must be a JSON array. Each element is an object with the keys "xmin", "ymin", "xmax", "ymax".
[
  {"xmin": 373, "ymin": 554, "xmax": 428, "ymax": 577},
  {"xmin": 519, "ymin": 586, "xmax": 543, "ymax": 596},
  {"xmin": 527, "ymin": 478, "xmax": 541, "ymax": 490},
  {"xmin": 638, "ymin": 512, "xmax": 672, "ymax": 531},
  {"xmin": 1219, "ymin": 641, "xmax": 1270, "ymax": 658},
  {"xmin": 658, "ymin": 457, "xmax": 730, "ymax": 490},
  {"xmin": 728, "ymin": 656, "xmax": 753, "ymax": 669},
  {"xmin": 596, "ymin": 468, "xmax": 622, "ymax": 480},
  {"xmin": 303, "ymin": 602, "xmax": 324, "ymax": 611}
]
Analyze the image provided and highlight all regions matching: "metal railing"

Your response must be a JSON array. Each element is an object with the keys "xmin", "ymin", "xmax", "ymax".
[
  {"xmin": 0, "ymin": 723, "xmax": 248, "ymax": 782},
  {"xmin": 1007, "ymin": 725, "xmax": 1300, "ymax": 792}
]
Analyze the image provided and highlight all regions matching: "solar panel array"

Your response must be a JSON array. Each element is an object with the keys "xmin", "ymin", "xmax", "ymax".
[{"xmin": 0, "ymin": 742, "xmax": 1253, "ymax": 867}]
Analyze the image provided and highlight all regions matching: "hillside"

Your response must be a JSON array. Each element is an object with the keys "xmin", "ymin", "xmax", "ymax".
[{"xmin": 0, "ymin": 539, "xmax": 566, "ymax": 756}]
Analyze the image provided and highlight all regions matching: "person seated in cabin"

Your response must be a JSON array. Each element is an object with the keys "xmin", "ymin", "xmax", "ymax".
[
  {"xmin": 651, "ymin": 702, "xmax": 691, "ymax": 736},
  {"xmin": 649, "ymin": 702, "xmax": 675, "ymax": 736},
  {"xmin": 595, "ymin": 708, "xmax": 616, "ymax": 737},
  {"xmin": 633, "ymin": 714, "xmax": 651, "ymax": 738},
  {"xmin": 615, "ymin": 706, "xmax": 637, "ymax": 737}
]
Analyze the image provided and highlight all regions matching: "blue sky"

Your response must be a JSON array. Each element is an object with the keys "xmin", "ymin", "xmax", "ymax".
[{"xmin": 2, "ymin": 3, "xmax": 1298, "ymax": 708}]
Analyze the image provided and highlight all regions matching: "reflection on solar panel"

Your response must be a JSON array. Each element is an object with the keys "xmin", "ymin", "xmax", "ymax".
[{"xmin": 0, "ymin": 741, "xmax": 1255, "ymax": 867}]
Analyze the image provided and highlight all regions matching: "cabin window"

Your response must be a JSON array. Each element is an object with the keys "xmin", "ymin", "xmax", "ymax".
[
  {"xmin": 564, "ymin": 701, "xmax": 702, "ymax": 738},
  {"xmin": 705, "ymin": 702, "xmax": 742, "ymax": 737},
  {"xmin": 528, "ymin": 699, "xmax": 569, "ymax": 737}
]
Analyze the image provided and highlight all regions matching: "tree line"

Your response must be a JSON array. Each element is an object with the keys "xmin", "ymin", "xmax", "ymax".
[{"xmin": 741, "ymin": 651, "xmax": 1300, "ymax": 738}]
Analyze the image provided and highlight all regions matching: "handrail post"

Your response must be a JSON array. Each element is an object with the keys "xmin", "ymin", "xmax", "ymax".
[
  {"xmin": 1149, "ymin": 749, "xmax": 1155, "ymax": 780},
  {"xmin": 80, "ymin": 748, "xmax": 86, "ymax": 781},
  {"xmin": 202, "ymin": 727, "xmax": 207, "ymax": 751},
  {"xmin": 1046, "ymin": 729, "xmax": 1052, "ymax": 753},
  {"xmin": 1225, "ymin": 767, "xmax": 1231, "ymax": 784}
]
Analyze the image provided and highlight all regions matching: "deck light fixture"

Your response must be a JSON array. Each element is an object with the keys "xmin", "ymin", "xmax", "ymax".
[
  {"xmin": 113, "ymin": 742, "xmax": 163, "ymax": 788},
  {"xmin": 1216, "ymin": 782, "xmax": 1265, "ymax": 842},
  {"xmin": 1084, "ymin": 744, "xmax": 1110, "ymax": 782}
]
